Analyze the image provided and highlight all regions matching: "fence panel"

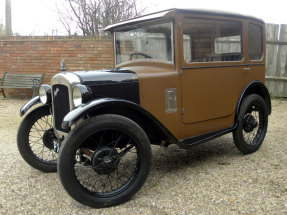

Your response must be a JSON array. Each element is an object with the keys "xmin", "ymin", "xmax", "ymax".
[
  {"xmin": 265, "ymin": 24, "xmax": 280, "ymax": 95},
  {"xmin": 265, "ymin": 23, "xmax": 287, "ymax": 97}
]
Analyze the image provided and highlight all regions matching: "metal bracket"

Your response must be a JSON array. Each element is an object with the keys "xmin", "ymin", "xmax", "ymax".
[
  {"xmin": 165, "ymin": 88, "xmax": 177, "ymax": 113},
  {"xmin": 53, "ymin": 139, "xmax": 59, "ymax": 153}
]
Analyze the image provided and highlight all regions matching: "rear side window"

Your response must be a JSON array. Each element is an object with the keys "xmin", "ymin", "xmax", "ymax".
[
  {"xmin": 183, "ymin": 18, "xmax": 242, "ymax": 63},
  {"xmin": 248, "ymin": 23, "xmax": 263, "ymax": 60}
]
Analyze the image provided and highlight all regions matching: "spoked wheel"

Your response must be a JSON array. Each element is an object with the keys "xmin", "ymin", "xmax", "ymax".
[
  {"xmin": 17, "ymin": 105, "xmax": 58, "ymax": 172},
  {"xmin": 58, "ymin": 114, "xmax": 152, "ymax": 208},
  {"xmin": 233, "ymin": 94, "xmax": 268, "ymax": 154}
]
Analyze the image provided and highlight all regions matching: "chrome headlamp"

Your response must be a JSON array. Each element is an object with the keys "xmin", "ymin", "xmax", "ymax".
[
  {"xmin": 39, "ymin": 85, "xmax": 52, "ymax": 104},
  {"xmin": 72, "ymin": 84, "xmax": 92, "ymax": 107}
]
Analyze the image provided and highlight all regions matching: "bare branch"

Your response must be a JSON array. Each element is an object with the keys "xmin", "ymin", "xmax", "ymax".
[
  {"xmin": 57, "ymin": 0, "xmax": 144, "ymax": 36},
  {"xmin": 56, "ymin": 4, "xmax": 72, "ymax": 36}
]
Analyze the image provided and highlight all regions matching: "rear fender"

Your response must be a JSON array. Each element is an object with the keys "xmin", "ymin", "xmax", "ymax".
[{"xmin": 235, "ymin": 81, "xmax": 271, "ymax": 122}]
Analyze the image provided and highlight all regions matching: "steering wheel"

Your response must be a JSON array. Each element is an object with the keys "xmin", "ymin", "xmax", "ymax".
[{"xmin": 129, "ymin": 52, "xmax": 152, "ymax": 60}]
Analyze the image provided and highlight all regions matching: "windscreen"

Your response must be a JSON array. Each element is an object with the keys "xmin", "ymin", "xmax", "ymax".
[{"xmin": 115, "ymin": 20, "xmax": 174, "ymax": 65}]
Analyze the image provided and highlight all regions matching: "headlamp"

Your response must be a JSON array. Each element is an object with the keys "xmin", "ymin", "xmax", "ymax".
[
  {"xmin": 39, "ymin": 85, "xmax": 51, "ymax": 104},
  {"xmin": 72, "ymin": 85, "xmax": 92, "ymax": 107}
]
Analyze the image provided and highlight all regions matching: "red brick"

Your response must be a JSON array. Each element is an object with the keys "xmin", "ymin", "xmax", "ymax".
[{"xmin": 0, "ymin": 36, "xmax": 114, "ymax": 97}]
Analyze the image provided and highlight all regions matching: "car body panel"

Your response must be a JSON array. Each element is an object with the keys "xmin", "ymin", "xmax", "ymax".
[
  {"xmin": 73, "ymin": 69, "xmax": 140, "ymax": 104},
  {"xmin": 107, "ymin": 10, "xmax": 267, "ymax": 140}
]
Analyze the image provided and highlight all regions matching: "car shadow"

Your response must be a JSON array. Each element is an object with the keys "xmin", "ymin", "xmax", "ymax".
[{"xmin": 150, "ymin": 134, "xmax": 242, "ymax": 175}]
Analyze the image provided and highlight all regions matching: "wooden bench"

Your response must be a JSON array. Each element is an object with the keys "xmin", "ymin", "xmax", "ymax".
[{"xmin": 0, "ymin": 72, "xmax": 45, "ymax": 98}]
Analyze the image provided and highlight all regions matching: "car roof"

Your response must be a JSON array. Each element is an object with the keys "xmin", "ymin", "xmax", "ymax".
[{"xmin": 104, "ymin": 8, "xmax": 264, "ymax": 32}]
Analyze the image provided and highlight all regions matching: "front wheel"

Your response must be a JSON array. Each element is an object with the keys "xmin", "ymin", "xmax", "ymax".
[
  {"xmin": 233, "ymin": 94, "xmax": 268, "ymax": 154},
  {"xmin": 58, "ymin": 114, "xmax": 152, "ymax": 208},
  {"xmin": 17, "ymin": 105, "xmax": 58, "ymax": 172}
]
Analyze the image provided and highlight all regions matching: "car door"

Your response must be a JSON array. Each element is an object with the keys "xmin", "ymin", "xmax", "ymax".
[{"xmin": 180, "ymin": 16, "xmax": 248, "ymax": 126}]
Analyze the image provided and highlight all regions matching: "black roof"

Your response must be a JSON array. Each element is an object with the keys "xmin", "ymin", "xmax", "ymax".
[{"xmin": 104, "ymin": 8, "xmax": 264, "ymax": 32}]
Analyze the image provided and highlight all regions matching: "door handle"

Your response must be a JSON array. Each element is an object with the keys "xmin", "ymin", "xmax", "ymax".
[{"xmin": 243, "ymin": 67, "xmax": 251, "ymax": 71}]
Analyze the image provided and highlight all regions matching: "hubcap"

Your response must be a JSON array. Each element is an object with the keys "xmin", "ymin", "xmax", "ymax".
[
  {"xmin": 91, "ymin": 147, "xmax": 119, "ymax": 175},
  {"xmin": 43, "ymin": 128, "xmax": 57, "ymax": 150},
  {"xmin": 243, "ymin": 114, "xmax": 258, "ymax": 133}
]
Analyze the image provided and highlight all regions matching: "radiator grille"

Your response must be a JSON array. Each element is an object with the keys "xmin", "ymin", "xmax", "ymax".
[{"xmin": 52, "ymin": 84, "xmax": 71, "ymax": 132}]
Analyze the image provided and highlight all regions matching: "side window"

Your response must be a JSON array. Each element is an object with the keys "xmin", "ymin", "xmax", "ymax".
[
  {"xmin": 248, "ymin": 23, "xmax": 263, "ymax": 60},
  {"xmin": 183, "ymin": 34, "xmax": 192, "ymax": 62},
  {"xmin": 183, "ymin": 18, "xmax": 242, "ymax": 63}
]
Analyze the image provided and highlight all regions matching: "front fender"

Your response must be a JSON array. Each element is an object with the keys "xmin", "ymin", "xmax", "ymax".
[
  {"xmin": 61, "ymin": 98, "xmax": 178, "ymax": 143},
  {"xmin": 62, "ymin": 98, "xmax": 143, "ymax": 129},
  {"xmin": 20, "ymin": 96, "xmax": 41, "ymax": 116}
]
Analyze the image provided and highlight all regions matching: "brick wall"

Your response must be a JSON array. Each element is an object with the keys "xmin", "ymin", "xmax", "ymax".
[{"xmin": 0, "ymin": 36, "xmax": 114, "ymax": 97}]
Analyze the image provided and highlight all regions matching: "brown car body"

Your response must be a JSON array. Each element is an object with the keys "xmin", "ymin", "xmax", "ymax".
[{"xmin": 105, "ymin": 9, "xmax": 270, "ymax": 145}]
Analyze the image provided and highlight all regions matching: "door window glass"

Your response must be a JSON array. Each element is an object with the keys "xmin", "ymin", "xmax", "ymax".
[
  {"xmin": 183, "ymin": 18, "xmax": 242, "ymax": 63},
  {"xmin": 248, "ymin": 23, "xmax": 263, "ymax": 60}
]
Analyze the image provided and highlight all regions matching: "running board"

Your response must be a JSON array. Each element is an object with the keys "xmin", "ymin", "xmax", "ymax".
[{"xmin": 177, "ymin": 124, "xmax": 237, "ymax": 149}]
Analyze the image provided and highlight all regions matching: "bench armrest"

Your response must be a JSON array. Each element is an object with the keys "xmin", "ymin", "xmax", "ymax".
[{"xmin": 32, "ymin": 79, "xmax": 41, "ymax": 87}]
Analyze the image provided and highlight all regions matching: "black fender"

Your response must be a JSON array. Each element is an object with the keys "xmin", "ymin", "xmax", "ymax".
[
  {"xmin": 20, "ymin": 96, "xmax": 41, "ymax": 116},
  {"xmin": 235, "ymin": 81, "xmax": 271, "ymax": 121},
  {"xmin": 62, "ymin": 98, "xmax": 178, "ymax": 143}
]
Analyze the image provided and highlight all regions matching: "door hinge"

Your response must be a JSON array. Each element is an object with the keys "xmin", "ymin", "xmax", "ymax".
[
  {"xmin": 180, "ymin": 69, "xmax": 183, "ymax": 76},
  {"xmin": 181, "ymin": 108, "xmax": 184, "ymax": 114}
]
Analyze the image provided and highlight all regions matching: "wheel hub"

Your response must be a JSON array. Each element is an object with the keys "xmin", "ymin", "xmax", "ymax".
[
  {"xmin": 91, "ymin": 147, "xmax": 119, "ymax": 175},
  {"xmin": 243, "ymin": 115, "xmax": 258, "ymax": 133},
  {"xmin": 43, "ymin": 128, "xmax": 57, "ymax": 150}
]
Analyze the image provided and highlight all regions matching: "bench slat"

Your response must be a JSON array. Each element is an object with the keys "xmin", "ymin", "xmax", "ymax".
[
  {"xmin": 2, "ymin": 84, "xmax": 40, "ymax": 87},
  {"xmin": 2, "ymin": 79, "xmax": 42, "ymax": 83},
  {"xmin": 4, "ymin": 76, "xmax": 43, "ymax": 80},
  {"xmin": 4, "ymin": 77, "xmax": 42, "ymax": 80},
  {"xmin": 4, "ymin": 73, "xmax": 43, "ymax": 77},
  {"xmin": 4, "ymin": 76, "xmax": 42, "ymax": 78},
  {"xmin": 2, "ymin": 80, "xmax": 42, "ymax": 85},
  {"xmin": 1, "ymin": 86, "xmax": 38, "ymax": 89}
]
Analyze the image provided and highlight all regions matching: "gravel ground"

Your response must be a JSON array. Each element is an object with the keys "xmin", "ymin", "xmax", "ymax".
[{"xmin": 0, "ymin": 98, "xmax": 286, "ymax": 215}]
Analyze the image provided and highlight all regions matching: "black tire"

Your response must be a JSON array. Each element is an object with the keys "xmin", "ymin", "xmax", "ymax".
[
  {"xmin": 17, "ymin": 105, "xmax": 57, "ymax": 172},
  {"xmin": 233, "ymin": 94, "xmax": 268, "ymax": 154},
  {"xmin": 58, "ymin": 114, "xmax": 152, "ymax": 208}
]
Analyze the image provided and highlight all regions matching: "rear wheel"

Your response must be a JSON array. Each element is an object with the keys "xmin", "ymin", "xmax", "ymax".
[
  {"xmin": 233, "ymin": 94, "xmax": 268, "ymax": 154},
  {"xmin": 17, "ymin": 105, "xmax": 58, "ymax": 172},
  {"xmin": 58, "ymin": 114, "xmax": 152, "ymax": 208}
]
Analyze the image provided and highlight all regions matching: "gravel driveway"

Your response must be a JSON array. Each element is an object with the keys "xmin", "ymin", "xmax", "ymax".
[{"xmin": 0, "ymin": 98, "xmax": 286, "ymax": 214}]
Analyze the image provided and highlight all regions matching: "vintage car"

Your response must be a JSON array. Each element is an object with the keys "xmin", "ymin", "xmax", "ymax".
[{"xmin": 17, "ymin": 8, "xmax": 271, "ymax": 208}]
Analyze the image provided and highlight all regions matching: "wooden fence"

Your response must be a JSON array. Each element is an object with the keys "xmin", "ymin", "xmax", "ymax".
[{"xmin": 265, "ymin": 24, "xmax": 287, "ymax": 97}]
